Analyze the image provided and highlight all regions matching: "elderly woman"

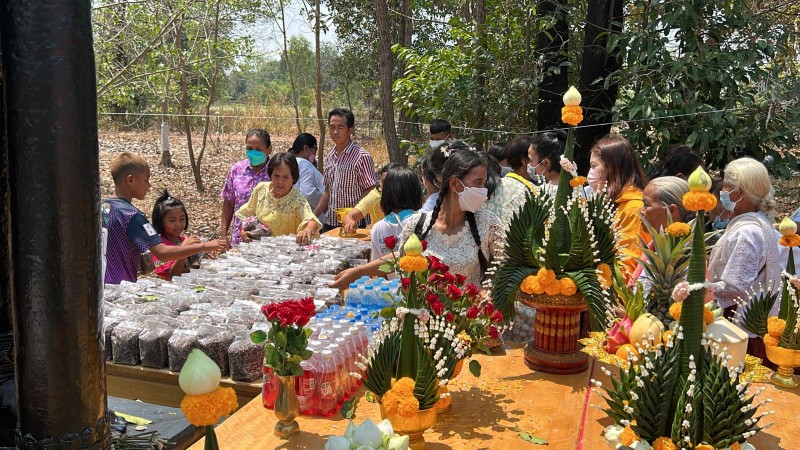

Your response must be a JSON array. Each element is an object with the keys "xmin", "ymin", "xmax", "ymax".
[
  {"xmin": 235, "ymin": 152, "xmax": 322, "ymax": 245},
  {"xmin": 710, "ymin": 158, "xmax": 781, "ymax": 357}
]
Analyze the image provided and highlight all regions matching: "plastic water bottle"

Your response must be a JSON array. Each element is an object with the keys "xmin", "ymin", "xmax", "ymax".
[
  {"xmin": 362, "ymin": 285, "xmax": 376, "ymax": 310},
  {"xmin": 379, "ymin": 285, "xmax": 392, "ymax": 307},
  {"xmin": 346, "ymin": 283, "xmax": 361, "ymax": 308}
]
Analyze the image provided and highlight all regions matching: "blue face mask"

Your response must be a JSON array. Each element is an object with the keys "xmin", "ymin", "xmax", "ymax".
[
  {"xmin": 719, "ymin": 189, "xmax": 739, "ymax": 212},
  {"xmin": 247, "ymin": 149, "xmax": 267, "ymax": 166},
  {"xmin": 712, "ymin": 216, "xmax": 730, "ymax": 230}
]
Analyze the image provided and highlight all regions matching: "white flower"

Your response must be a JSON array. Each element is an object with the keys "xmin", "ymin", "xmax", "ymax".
[
  {"xmin": 345, "ymin": 420, "xmax": 356, "ymax": 440},
  {"xmin": 353, "ymin": 418, "xmax": 383, "ymax": 448},
  {"xmin": 355, "ymin": 446, "xmax": 375, "ymax": 450},
  {"xmin": 323, "ymin": 436, "xmax": 351, "ymax": 450},
  {"xmin": 178, "ymin": 349, "xmax": 221, "ymax": 395},
  {"xmin": 387, "ymin": 434, "xmax": 410, "ymax": 450},
  {"xmin": 631, "ymin": 440, "xmax": 653, "ymax": 450},
  {"xmin": 603, "ymin": 425, "xmax": 623, "ymax": 446},
  {"xmin": 377, "ymin": 419, "xmax": 394, "ymax": 438}
]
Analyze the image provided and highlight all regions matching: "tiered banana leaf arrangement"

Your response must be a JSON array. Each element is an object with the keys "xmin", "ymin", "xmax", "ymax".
[
  {"xmin": 596, "ymin": 167, "xmax": 771, "ymax": 449},
  {"xmin": 492, "ymin": 86, "xmax": 618, "ymax": 332}
]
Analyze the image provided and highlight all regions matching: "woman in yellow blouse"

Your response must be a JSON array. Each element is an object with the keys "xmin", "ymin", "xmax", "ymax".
[
  {"xmin": 235, "ymin": 152, "xmax": 322, "ymax": 244},
  {"xmin": 588, "ymin": 135, "xmax": 649, "ymax": 281}
]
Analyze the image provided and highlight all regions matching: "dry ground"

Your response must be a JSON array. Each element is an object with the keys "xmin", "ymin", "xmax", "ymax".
[{"xmin": 100, "ymin": 130, "xmax": 800, "ymax": 240}]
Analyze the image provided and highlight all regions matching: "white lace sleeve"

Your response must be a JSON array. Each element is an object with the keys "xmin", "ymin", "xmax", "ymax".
[{"xmin": 713, "ymin": 226, "xmax": 766, "ymax": 309}]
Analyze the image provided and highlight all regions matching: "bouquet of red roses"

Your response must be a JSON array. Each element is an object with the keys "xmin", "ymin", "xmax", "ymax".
[{"xmin": 250, "ymin": 297, "xmax": 316, "ymax": 376}]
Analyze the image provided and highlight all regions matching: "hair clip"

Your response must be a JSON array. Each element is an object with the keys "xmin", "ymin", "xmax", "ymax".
[{"xmin": 440, "ymin": 145, "xmax": 452, "ymax": 158}]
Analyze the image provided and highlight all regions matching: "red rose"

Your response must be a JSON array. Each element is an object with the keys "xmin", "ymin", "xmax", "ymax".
[
  {"xmin": 421, "ymin": 240, "xmax": 428, "ymax": 251},
  {"xmin": 465, "ymin": 283, "xmax": 480, "ymax": 297},
  {"xmin": 455, "ymin": 274, "xmax": 467, "ymax": 285},
  {"xmin": 445, "ymin": 311, "xmax": 455, "ymax": 323},
  {"xmin": 484, "ymin": 303, "xmax": 495, "ymax": 315},
  {"xmin": 297, "ymin": 315, "xmax": 310, "ymax": 327},
  {"xmin": 446, "ymin": 284, "xmax": 463, "ymax": 300},
  {"xmin": 489, "ymin": 325, "xmax": 500, "ymax": 339},
  {"xmin": 430, "ymin": 301, "xmax": 445, "ymax": 315},
  {"xmin": 443, "ymin": 273, "xmax": 456, "ymax": 284},
  {"xmin": 426, "ymin": 292, "xmax": 440, "ymax": 304},
  {"xmin": 401, "ymin": 277, "xmax": 411, "ymax": 290},
  {"xmin": 466, "ymin": 306, "xmax": 479, "ymax": 319},
  {"xmin": 491, "ymin": 310, "xmax": 504, "ymax": 323},
  {"xmin": 384, "ymin": 235, "xmax": 398, "ymax": 251},
  {"xmin": 428, "ymin": 256, "xmax": 449, "ymax": 273}
]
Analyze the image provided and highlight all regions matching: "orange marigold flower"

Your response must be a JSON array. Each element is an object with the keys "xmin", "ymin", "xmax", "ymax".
[
  {"xmin": 653, "ymin": 437, "xmax": 678, "ymax": 450},
  {"xmin": 381, "ymin": 390, "xmax": 401, "ymax": 415},
  {"xmin": 544, "ymin": 281, "xmax": 562, "ymax": 296},
  {"xmin": 597, "ymin": 264, "xmax": 612, "ymax": 289},
  {"xmin": 397, "ymin": 397, "xmax": 420, "ymax": 418},
  {"xmin": 669, "ymin": 302, "xmax": 682, "ymax": 321},
  {"xmin": 538, "ymin": 268, "xmax": 557, "ymax": 287},
  {"xmin": 399, "ymin": 255, "xmax": 428, "ymax": 272},
  {"xmin": 560, "ymin": 277, "xmax": 578, "ymax": 296},
  {"xmin": 665, "ymin": 222, "xmax": 691, "ymax": 238},
  {"xmin": 520, "ymin": 275, "xmax": 538, "ymax": 294},
  {"xmin": 180, "ymin": 386, "xmax": 238, "ymax": 426},
  {"xmin": 682, "ymin": 191, "xmax": 717, "ymax": 212},
  {"xmin": 779, "ymin": 234, "xmax": 800, "ymax": 247},
  {"xmin": 561, "ymin": 105, "xmax": 583, "ymax": 126},
  {"xmin": 703, "ymin": 307, "xmax": 715, "ymax": 325},
  {"xmin": 763, "ymin": 333, "xmax": 779, "ymax": 347},
  {"xmin": 393, "ymin": 377, "xmax": 416, "ymax": 396},
  {"xmin": 569, "ymin": 176, "xmax": 587, "ymax": 188},
  {"xmin": 694, "ymin": 444, "xmax": 715, "ymax": 450},
  {"xmin": 619, "ymin": 426, "xmax": 638, "ymax": 446},
  {"xmin": 731, "ymin": 442, "xmax": 742, "ymax": 450},
  {"xmin": 767, "ymin": 317, "xmax": 787, "ymax": 338}
]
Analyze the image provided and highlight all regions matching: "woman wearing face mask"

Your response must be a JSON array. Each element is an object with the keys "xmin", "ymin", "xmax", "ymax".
[
  {"xmin": 528, "ymin": 130, "xmax": 567, "ymax": 196},
  {"xmin": 221, "ymin": 128, "xmax": 273, "ymax": 246},
  {"xmin": 288, "ymin": 133, "xmax": 325, "ymax": 211},
  {"xmin": 484, "ymin": 135, "xmax": 537, "ymax": 230},
  {"xmin": 588, "ymin": 135, "xmax": 649, "ymax": 280},
  {"xmin": 709, "ymin": 158, "xmax": 781, "ymax": 330}
]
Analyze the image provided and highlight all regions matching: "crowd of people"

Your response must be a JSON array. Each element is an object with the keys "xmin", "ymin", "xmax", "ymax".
[{"xmin": 101, "ymin": 107, "xmax": 800, "ymax": 364}]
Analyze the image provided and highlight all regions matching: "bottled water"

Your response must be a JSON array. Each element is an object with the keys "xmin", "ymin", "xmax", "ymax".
[{"xmin": 346, "ymin": 283, "xmax": 361, "ymax": 308}]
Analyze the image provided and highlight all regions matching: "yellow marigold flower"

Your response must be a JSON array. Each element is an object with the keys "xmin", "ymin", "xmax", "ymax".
[
  {"xmin": 682, "ymin": 191, "xmax": 717, "ymax": 212},
  {"xmin": 703, "ymin": 307, "xmax": 715, "ymax": 325},
  {"xmin": 665, "ymin": 222, "xmax": 691, "ymax": 238},
  {"xmin": 779, "ymin": 234, "xmax": 800, "ymax": 247},
  {"xmin": 597, "ymin": 264, "xmax": 612, "ymax": 289},
  {"xmin": 561, "ymin": 105, "xmax": 583, "ymax": 126},
  {"xmin": 399, "ymin": 255, "xmax": 428, "ymax": 272},
  {"xmin": 569, "ymin": 176, "xmax": 587, "ymax": 188},
  {"xmin": 521, "ymin": 275, "xmax": 545, "ymax": 295},
  {"xmin": 694, "ymin": 444, "xmax": 715, "ymax": 450},
  {"xmin": 180, "ymin": 386, "xmax": 238, "ymax": 426},
  {"xmin": 652, "ymin": 437, "xmax": 678, "ymax": 450},
  {"xmin": 619, "ymin": 426, "xmax": 638, "ymax": 446},
  {"xmin": 538, "ymin": 267, "xmax": 557, "ymax": 287},
  {"xmin": 767, "ymin": 317, "xmax": 786, "ymax": 338},
  {"xmin": 763, "ymin": 333, "xmax": 779, "ymax": 347},
  {"xmin": 669, "ymin": 302, "xmax": 682, "ymax": 321},
  {"xmin": 560, "ymin": 277, "xmax": 578, "ymax": 296},
  {"xmin": 731, "ymin": 442, "xmax": 742, "ymax": 450},
  {"xmin": 393, "ymin": 377, "xmax": 416, "ymax": 397},
  {"xmin": 381, "ymin": 390, "xmax": 401, "ymax": 415},
  {"xmin": 544, "ymin": 281, "xmax": 562, "ymax": 296},
  {"xmin": 397, "ymin": 397, "xmax": 420, "ymax": 418}
]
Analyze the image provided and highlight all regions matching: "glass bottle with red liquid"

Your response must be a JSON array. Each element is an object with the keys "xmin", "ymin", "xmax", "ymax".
[
  {"xmin": 296, "ymin": 343, "xmax": 320, "ymax": 415},
  {"xmin": 261, "ymin": 365, "xmax": 279, "ymax": 410},
  {"xmin": 314, "ymin": 350, "xmax": 338, "ymax": 417}
]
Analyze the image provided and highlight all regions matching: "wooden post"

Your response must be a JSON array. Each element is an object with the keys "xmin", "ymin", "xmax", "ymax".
[{"xmin": 1, "ymin": 0, "xmax": 110, "ymax": 447}]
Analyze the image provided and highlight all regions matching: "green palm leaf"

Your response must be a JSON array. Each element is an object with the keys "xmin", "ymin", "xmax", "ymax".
[
  {"xmin": 362, "ymin": 330, "xmax": 401, "ymax": 399},
  {"xmin": 567, "ymin": 267, "xmax": 609, "ymax": 331},
  {"xmin": 739, "ymin": 291, "xmax": 778, "ymax": 337},
  {"xmin": 414, "ymin": 342, "xmax": 440, "ymax": 409}
]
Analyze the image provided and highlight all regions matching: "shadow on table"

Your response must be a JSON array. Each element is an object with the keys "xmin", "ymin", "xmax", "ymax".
[{"xmin": 432, "ymin": 388, "xmax": 523, "ymax": 442}]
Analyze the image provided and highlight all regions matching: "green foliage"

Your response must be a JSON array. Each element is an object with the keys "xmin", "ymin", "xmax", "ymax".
[
  {"xmin": 252, "ymin": 323, "xmax": 312, "ymax": 376},
  {"xmin": 738, "ymin": 291, "xmax": 778, "ymax": 337}
]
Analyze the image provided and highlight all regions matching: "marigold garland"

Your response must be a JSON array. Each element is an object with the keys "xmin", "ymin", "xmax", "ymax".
[
  {"xmin": 561, "ymin": 105, "xmax": 583, "ymax": 126},
  {"xmin": 682, "ymin": 191, "xmax": 717, "ymax": 212},
  {"xmin": 399, "ymin": 255, "xmax": 428, "ymax": 272},
  {"xmin": 180, "ymin": 386, "xmax": 238, "ymax": 426},
  {"xmin": 767, "ymin": 317, "xmax": 787, "ymax": 338},
  {"xmin": 763, "ymin": 333, "xmax": 779, "ymax": 347},
  {"xmin": 597, "ymin": 264, "xmax": 612, "ymax": 289},
  {"xmin": 779, "ymin": 234, "xmax": 800, "ymax": 247},
  {"xmin": 665, "ymin": 222, "xmax": 691, "ymax": 238},
  {"xmin": 619, "ymin": 426, "xmax": 638, "ymax": 446},
  {"xmin": 569, "ymin": 176, "xmax": 587, "ymax": 188},
  {"xmin": 669, "ymin": 302, "xmax": 682, "ymax": 321},
  {"xmin": 652, "ymin": 437, "xmax": 678, "ymax": 450}
]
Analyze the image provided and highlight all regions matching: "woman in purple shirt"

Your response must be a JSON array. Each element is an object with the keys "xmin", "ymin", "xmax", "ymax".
[{"xmin": 221, "ymin": 129, "xmax": 273, "ymax": 245}]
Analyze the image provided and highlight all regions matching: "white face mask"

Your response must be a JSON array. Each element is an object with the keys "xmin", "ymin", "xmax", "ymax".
[
  {"xmin": 429, "ymin": 139, "xmax": 446, "ymax": 150},
  {"xmin": 457, "ymin": 179, "xmax": 488, "ymax": 212},
  {"xmin": 527, "ymin": 162, "xmax": 543, "ymax": 181},
  {"xmin": 587, "ymin": 167, "xmax": 604, "ymax": 190}
]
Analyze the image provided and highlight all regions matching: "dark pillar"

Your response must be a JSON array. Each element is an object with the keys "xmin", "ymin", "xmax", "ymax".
[{"xmin": 1, "ymin": 0, "xmax": 110, "ymax": 447}]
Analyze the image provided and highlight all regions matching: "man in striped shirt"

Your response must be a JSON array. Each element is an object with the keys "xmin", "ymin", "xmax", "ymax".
[{"xmin": 314, "ymin": 108, "xmax": 376, "ymax": 232}]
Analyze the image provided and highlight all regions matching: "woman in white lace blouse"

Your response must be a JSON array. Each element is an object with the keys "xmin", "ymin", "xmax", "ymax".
[{"xmin": 709, "ymin": 158, "xmax": 781, "ymax": 365}]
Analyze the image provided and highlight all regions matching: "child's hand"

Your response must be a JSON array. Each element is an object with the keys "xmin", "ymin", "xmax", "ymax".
[
  {"xmin": 342, "ymin": 215, "xmax": 358, "ymax": 234},
  {"xmin": 204, "ymin": 239, "xmax": 227, "ymax": 253},
  {"xmin": 181, "ymin": 236, "xmax": 200, "ymax": 246}
]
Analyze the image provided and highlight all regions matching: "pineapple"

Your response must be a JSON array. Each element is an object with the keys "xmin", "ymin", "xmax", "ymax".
[{"xmin": 636, "ymin": 220, "xmax": 691, "ymax": 326}]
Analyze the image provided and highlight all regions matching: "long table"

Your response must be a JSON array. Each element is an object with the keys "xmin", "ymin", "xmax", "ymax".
[{"xmin": 187, "ymin": 344, "xmax": 798, "ymax": 449}]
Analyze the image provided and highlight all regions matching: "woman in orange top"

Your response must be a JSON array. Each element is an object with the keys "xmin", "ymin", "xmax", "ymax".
[{"xmin": 588, "ymin": 135, "xmax": 649, "ymax": 281}]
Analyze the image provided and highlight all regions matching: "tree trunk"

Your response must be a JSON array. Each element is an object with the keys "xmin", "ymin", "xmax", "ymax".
[
  {"xmin": 159, "ymin": 78, "xmax": 174, "ymax": 167},
  {"xmin": 536, "ymin": 0, "xmax": 569, "ymax": 131},
  {"xmin": 374, "ymin": 0, "xmax": 404, "ymax": 163},
  {"xmin": 474, "ymin": 0, "xmax": 487, "ymax": 148},
  {"xmin": 314, "ymin": 0, "xmax": 326, "ymax": 170},
  {"xmin": 199, "ymin": 0, "xmax": 221, "ymax": 172},
  {"xmin": 575, "ymin": 0, "xmax": 624, "ymax": 174},
  {"xmin": 176, "ymin": 26, "xmax": 204, "ymax": 192},
  {"xmin": 395, "ymin": 0, "xmax": 413, "ymax": 141},
  {"xmin": 279, "ymin": 0, "xmax": 303, "ymax": 134}
]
